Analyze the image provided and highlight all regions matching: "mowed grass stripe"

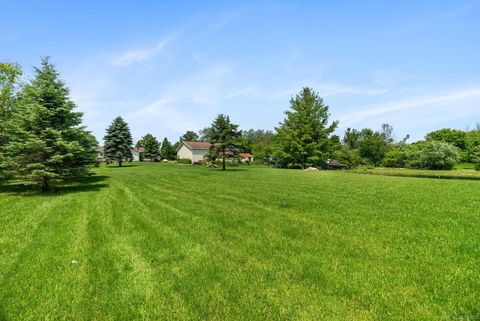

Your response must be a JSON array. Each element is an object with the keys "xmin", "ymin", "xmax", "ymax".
[
  {"xmin": 102, "ymin": 165, "xmax": 480, "ymax": 318},
  {"xmin": 0, "ymin": 162, "xmax": 479, "ymax": 320},
  {"xmin": 0, "ymin": 192, "xmax": 95, "ymax": 320}
]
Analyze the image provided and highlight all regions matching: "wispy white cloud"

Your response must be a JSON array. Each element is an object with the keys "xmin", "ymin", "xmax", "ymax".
[
  {"xmin": 129, "ymin": 96, "xmax": 199, "ymax": 134},
  {"xmin": 269, "ymin": 82, "xmax": 387, "ymax": 101},
  {"xmin": 339, "ymin": 86, "xmax": 480, "ymax": 127},
  {"xmin": 111, "ymin": 34, "xmax": 175, "ymax": 66},
  {"xmin": 226, "ymin": 86, "xmax": 257, "ymax": 99}
]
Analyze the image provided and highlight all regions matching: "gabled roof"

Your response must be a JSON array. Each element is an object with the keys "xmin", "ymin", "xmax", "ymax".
[
  {"xmin": 240, "ymin": 153, "xmax": 253, "ymax": 158},
  {"xmin": 133, "ymin": 147, "xmax": 145, "ymax": 152},
  {"xmin": 181, "ymin": 141, "xmax": 211, "ymax": 150}
]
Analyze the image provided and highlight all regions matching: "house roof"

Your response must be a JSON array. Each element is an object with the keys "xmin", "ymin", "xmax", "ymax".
[
  {"xmin": 134, "ymin": 147, "xmax": 145, "ymax": 152},
  {"xmin": 182, "ymin": 141, "xmax": 211, "ymax": 150},
  {"xmin": 240, "ymin": 153, "xmax": 253, "ymax": 158},
  {"xmin": 96, "ymin": 146, "xmax": 104, "ymax": 153}
]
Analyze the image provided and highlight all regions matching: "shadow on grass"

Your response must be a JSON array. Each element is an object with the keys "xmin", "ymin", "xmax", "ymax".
[
  {"xmin": 0, "ymin": 175, "xmax": 110, "ymax": 197},
  {"xmin": 103, "ymin": 163, "xmax": 139, "ymax": 168},
  {"xmin": 206, "ymin": 167, "xmax": 249, "ymax": 172}
]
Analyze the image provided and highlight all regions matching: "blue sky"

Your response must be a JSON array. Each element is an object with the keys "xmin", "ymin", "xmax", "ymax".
[{"xmin": 1, "ymin": 1, "xmax": 480, "ymax": 143}]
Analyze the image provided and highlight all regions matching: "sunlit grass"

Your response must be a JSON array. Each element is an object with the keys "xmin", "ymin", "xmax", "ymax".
[{"xmin": 1, "ymin": 163, "xmax": 479, "ymax": 320}]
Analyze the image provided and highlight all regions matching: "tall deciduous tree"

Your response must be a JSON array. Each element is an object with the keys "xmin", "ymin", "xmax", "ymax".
[
  {"xmin": 0, "ymin": 63, "xmax": 22, "ymax": 179},
  {"xmin": 380, "ymin": 123, "xmax": 395, "ymax": 144},
  {"xmin": 357, "ymin": 128, "xmax": 388, "ymax": 165},
  {"xmin": 140, "ymin": 133, "xmax": 160, "ymax": 161},
  {"xmin": 208, "ymin": 114, "xmax": 241, "ymax": 170},
  {"xmin": 160, "ymin": 137, "xmax": 175, "ymax": 160},
  {"xmin": 343, "ymin": 128, "xmax": 360, "ymax": 149},
  {"xmin": 104, "ymin": 116, "xmax": 133, "ymax": 167},
  {"xmin": 0, "ymin": 63, "xmax": 22, "ymax": 144},
  {"xmin": 1, "ymin": 58, "xmax": 97, "ymax": 190},
  {"xmin": 275, "ymin": 87, "xmax": 338, "ymax": 168}
]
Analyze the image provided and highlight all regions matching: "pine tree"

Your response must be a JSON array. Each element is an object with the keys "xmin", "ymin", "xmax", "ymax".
[
  {"xmin": 1, "ymin": 58, "xmax": 97, "ymax": 190},
  {"xmin": 275, "ymin": 87, "xmax": 338, "ymax": 168},
  {"xmin": 141, "ymin": 133, "xmax": 160, "ymax": 161},
  {"xmin": 160, "ymin": 137, "xmax": 175, "ymax": 160},
  {"xmin": 104, "ymin": 116, "xmax": 133, "ymax": 166},
  {"xmin": 208, "ymin": 114, "xmax": 241, "ymax": 170}
]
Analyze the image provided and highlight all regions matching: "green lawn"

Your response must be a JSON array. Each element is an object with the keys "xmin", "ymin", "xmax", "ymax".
[{"xmin": 1, "ymin": 163, "xmax": 479, "ymax": 320}]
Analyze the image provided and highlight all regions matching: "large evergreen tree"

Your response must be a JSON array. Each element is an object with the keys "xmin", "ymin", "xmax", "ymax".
[
  {"xmin": 275, "ymin": 87, "xmax": 338, "ymax": 168},
  {"xmin": 208, "ymin": 114, "xmax": 241, "ymax": 170},
  {"xmin": 1, "ymin": 58, "xmax": 97, "ymax": 190},
  {"xmin": 104, "ymin": 116, "xmax": 133, "ymax": 166},
  {"xmin": 140, "ymin": 133, "xmax": 160, "ymax": 161},
  {"xmin": 160, "ymin": 137, "xmax": 175, "ymax": 160}
]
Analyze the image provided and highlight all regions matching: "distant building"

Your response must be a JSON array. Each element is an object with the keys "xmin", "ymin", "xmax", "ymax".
[
  {"xmin": 176, "ymin": 141, "xmax": 211, "ymax": 163},
  {"xmin": 132, "ymin": 147, "xmax": 144, "ymax": 161},
  {"xmin": 96, "ymin": 146, "xmax": 145, "ymax": 161},
  {"xmin": 96, "ymin": 146, "xmax": 104, "ymax": 159},
  {"xmin": 239, "ymin": 153, "xmax": 253, "ymax": 163}
]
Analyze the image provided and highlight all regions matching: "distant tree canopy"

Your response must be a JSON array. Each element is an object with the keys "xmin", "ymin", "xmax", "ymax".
[
  {"xmin": 425, "ymin": 128, "xmax": 480, "ymax": 162},
  {"xmin": 207, "ymin": 114, "xmax": 241, "ymax": 170},
  {"xmin": 426, "ymin": 128, "xmax": 467, "ymax": 150},
  {"xmin": 380, "ymin": 123, "xmax": 395, "ymax": 144},
  {"xmin": 0, "ymin": 58, "xmax": 97, "ymax": 190},
  {"xmin": 239, "ymin": 129, "xmax": 275, "ymax": 159},
  {"xmin": 357, "ymin": 128, "xmax": 388, "ymax": 166},
  {"xmin": 197, "ymin": 127, "xmax": 211, "ymax": 142},
  {"xmin": 343, "ymin": 128, "xmax": 360, "ymax": 150},
  {"xmin": 0, "ymin": 62, "xmax": 23, "ymax": 177},
  {"xmin": 104, "ymin": 116, "xmax": 133, "ymax": 167},
  {"xmin": 275, "ymin": 87, "xmax": 338, "ymax": 168},
  {"xmin": 179, "ymin": 130, "xmax": 199, "ymax": 142},
  {"xmin": 0, "ymin": 63, "xmax": 22, "ymax": 147}
]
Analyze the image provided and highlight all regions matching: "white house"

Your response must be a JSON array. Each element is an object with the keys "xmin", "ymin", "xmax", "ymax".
[
  {"xmin": 239, "ymin": 153, "xmax": 254, "ymax": 163},
  {"xmin": 176, "ymin": 141, "xmax": 211, "ymax": 163},
  {"xmin": 132, "ymin": 147, "xmax": 144, "ymax": 161}
]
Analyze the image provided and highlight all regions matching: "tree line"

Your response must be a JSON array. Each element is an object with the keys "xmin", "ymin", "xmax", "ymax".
[{"xmin": 2, "ymin": 58, "xmax": 479, "ymax": 191}]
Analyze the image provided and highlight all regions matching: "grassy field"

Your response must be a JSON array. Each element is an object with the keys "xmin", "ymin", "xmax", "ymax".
[{"xmin": 1, "ymin": 163, "xmax": 479, "ymax": 320}]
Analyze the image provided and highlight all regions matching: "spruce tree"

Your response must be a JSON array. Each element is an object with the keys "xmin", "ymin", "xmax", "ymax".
[
  {"xmin": 208, "ymin": 114, "xmax": 241, "ymax": 170},
  {"xmin": 1, "ymin": 58, "xmax": 97, "ymax": 190},
  {"xmin": 160, "ymin": 137, "xmax": 175, "ymax": 160},
  {"xmin": 103, "ymin": 116, "xmax": 133, "ymax": 166},
  {"xmin": 275, "ymin": 87, "xmax": 338, "ymax": 168},
  {"xmin": 141, "ymin": 133, "xmax": 160, "ymax": 161}
]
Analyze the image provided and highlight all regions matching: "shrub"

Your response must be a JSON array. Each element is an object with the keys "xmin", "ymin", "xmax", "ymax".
[
  {"xmin": 383, "ymin": 146, "xmax": 409, "ymax": 168},
  {"xmin": 331, "ymin": 148, "xmax": 362, "ymax": 167},
  {"xmin": 469, "ymin": 146, "xmax": 480, "ymax": 171},
  {"xmin": 176, "ymin": 158, "xmax": 192, "ymax": 164},
  {"xmin": 407, "ymin": 141, "xmax": 459, "ymax": 170}
]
